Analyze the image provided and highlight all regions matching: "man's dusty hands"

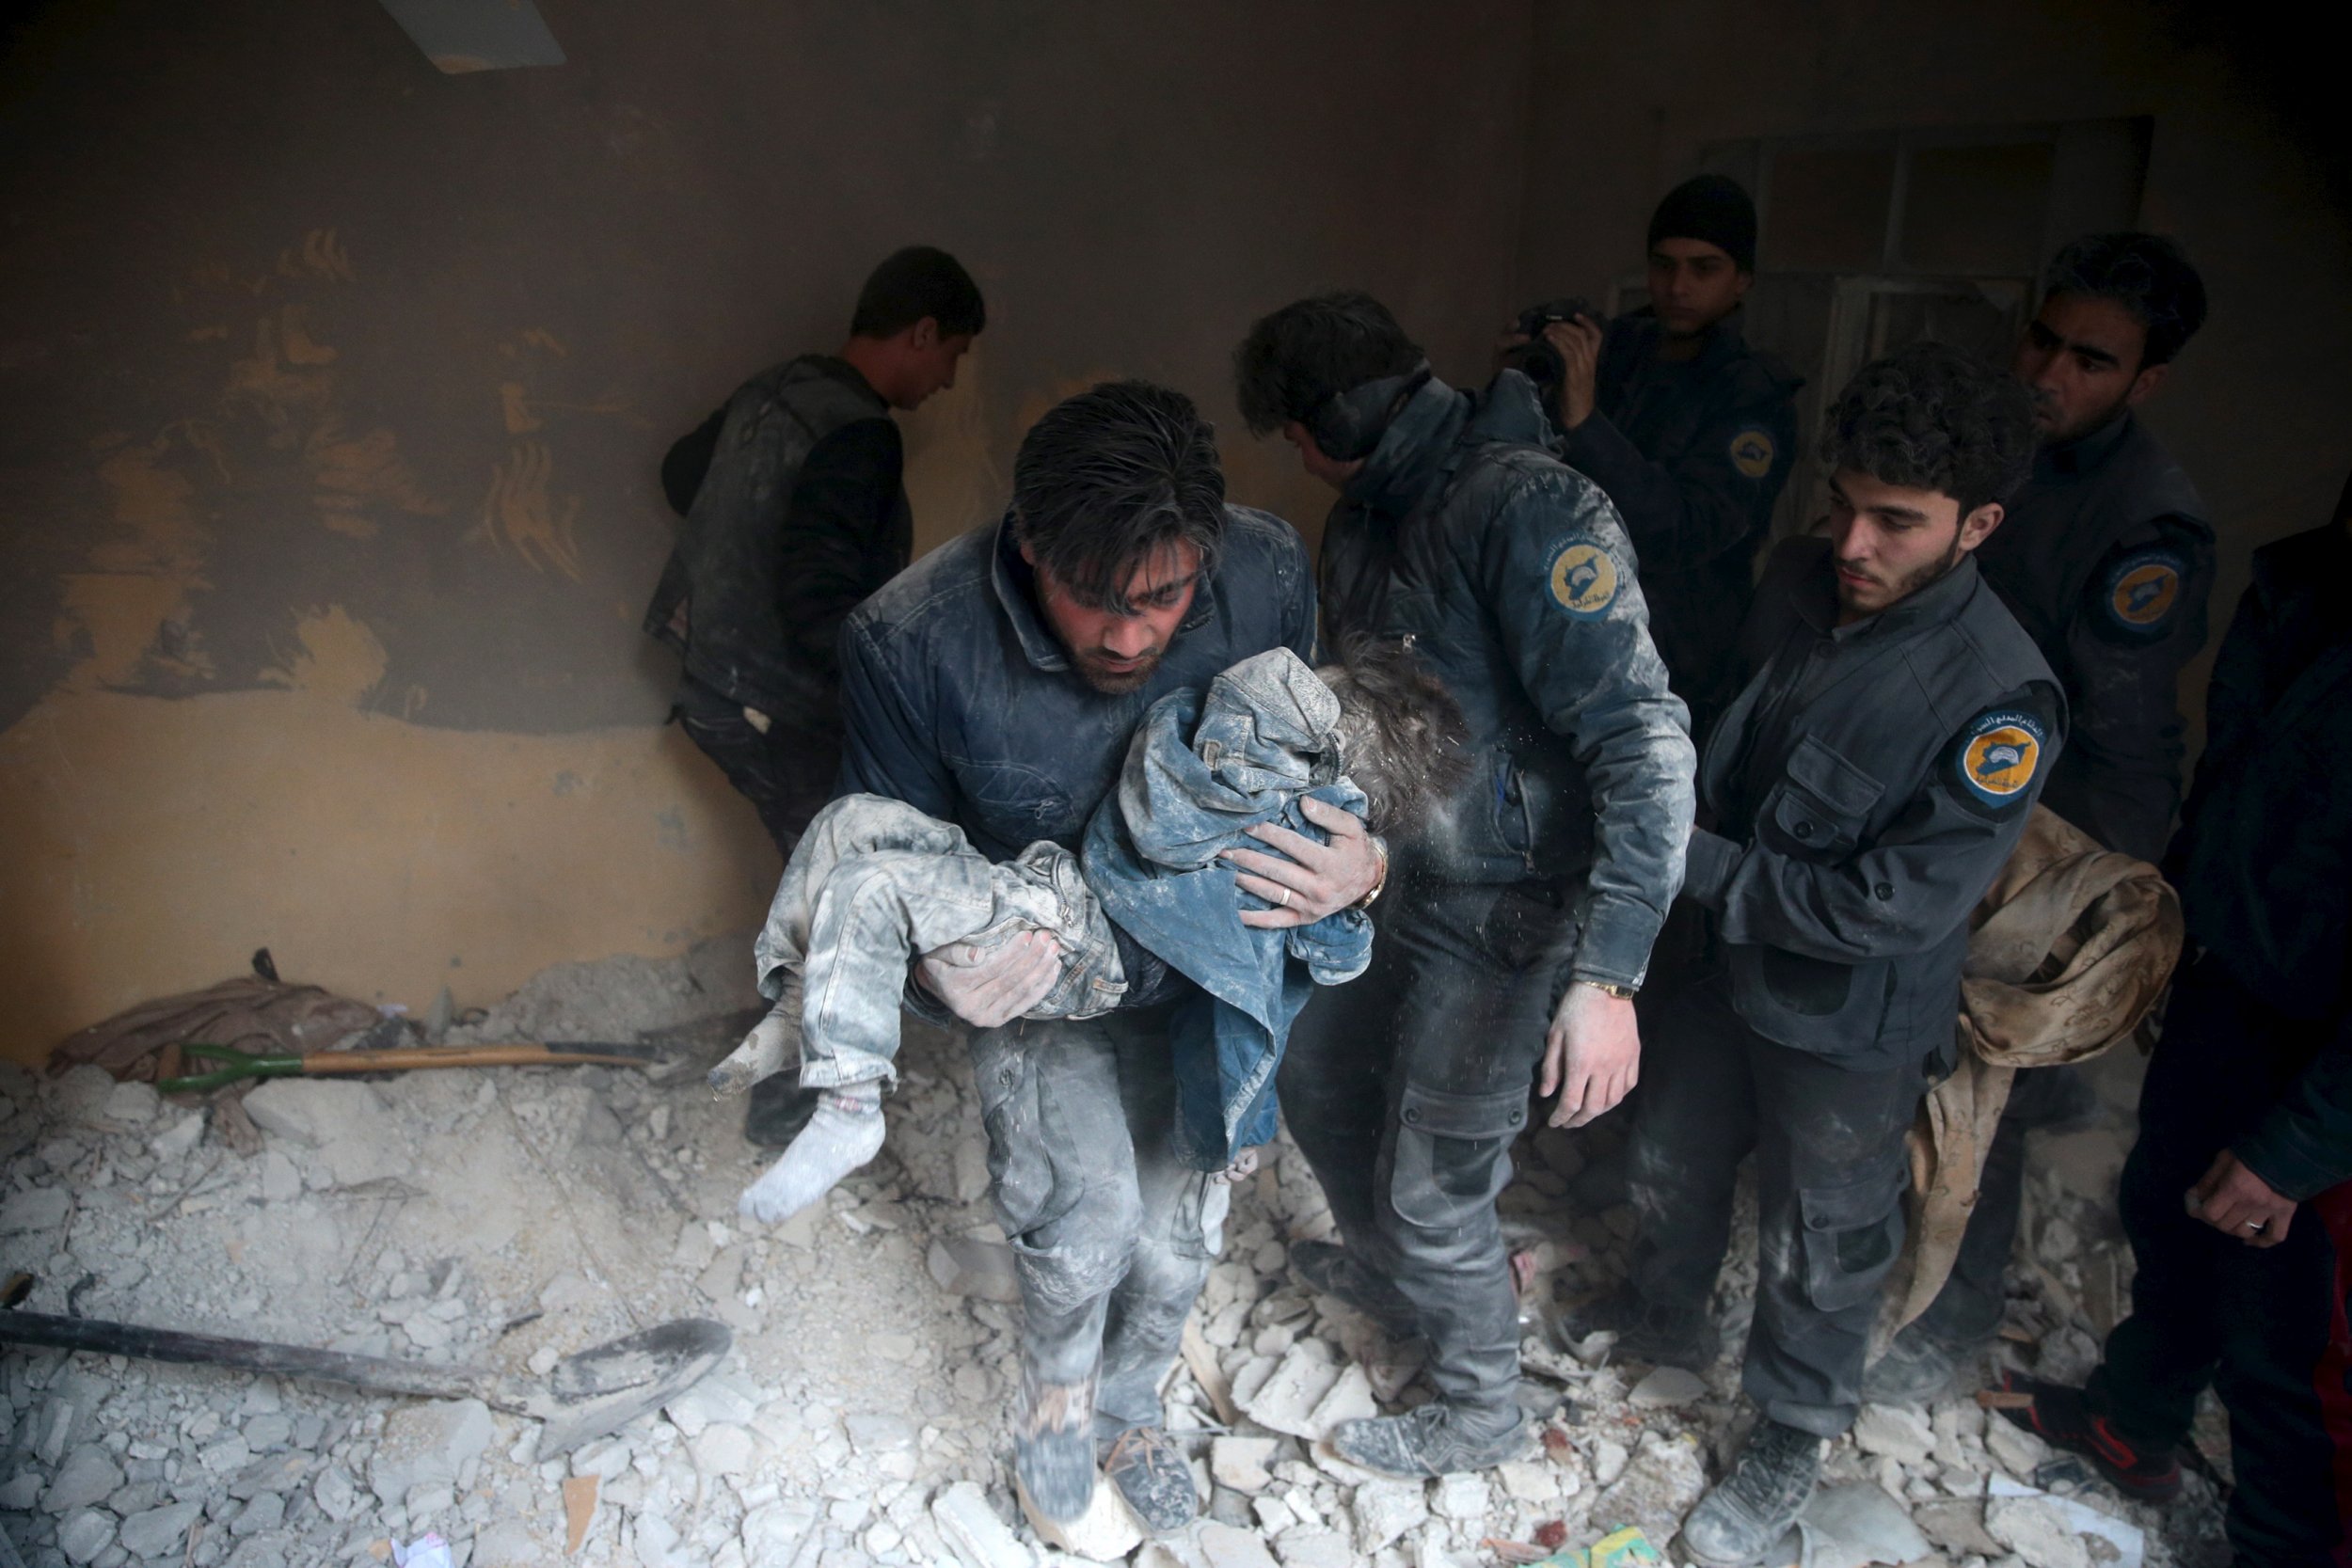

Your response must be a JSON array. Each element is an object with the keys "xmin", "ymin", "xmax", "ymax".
[
  {"xmin": 915, "ymin": 929, "xmax": 1060, "ymax": 1028},
  {"xmin": 1541, "ymin": 317, "xmax": 1605, "ymax": 430},
  {"xmin": 1538, "ymin": 981, "xmax": 1640, "ymax": 1129},
  {"xmin": 2186, "ymin": 1149, "xmax": 2296, "ymax": 1247},
  {"xmin": 1223, "ymin": 797, "xmax": 1383, "ymax": 929}
]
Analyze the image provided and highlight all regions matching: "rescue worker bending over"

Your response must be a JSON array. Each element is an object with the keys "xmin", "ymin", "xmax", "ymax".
[
  {"xmin": 1235, "ymin": 292, "xmax": 1696, "ymax": 1479},
  {"xmin": 1870, "ymin": 233, "xmax": 2214, "ymax": 1401},
  {"xmin": 1568, "ymin": 343, "xmax": 2061, "ymax": 1564}
]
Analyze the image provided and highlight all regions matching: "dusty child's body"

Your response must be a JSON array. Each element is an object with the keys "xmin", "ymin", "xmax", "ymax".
[{"xmin": 711, "ymin": 642, "xmax": 1464, "ymax": 1225}]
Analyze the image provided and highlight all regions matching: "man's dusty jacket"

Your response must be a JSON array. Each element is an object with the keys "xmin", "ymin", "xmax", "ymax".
[
  {"xmin": 644, "ymin": 356, "xmax": 910, "ymax": 725},
  {"xmin": 1325, "ymin": 369, "xmax": 1696, "ymax": 990},
  {"xmin": 2168, "ymin": 507, "xmax": 2352, "ymax": 1199},
  {"xmin": 1681, "ymin": 540, "xmax": 2066, "ymax": 1068}
]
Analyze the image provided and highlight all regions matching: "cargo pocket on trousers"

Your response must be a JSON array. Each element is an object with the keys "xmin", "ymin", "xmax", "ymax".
[
  {"xmin": 977, "ymin": 1052, "xmax": 1075, "ymax": 1243},
  {"xmin": 1797, "ymin": 1164, "xmax": 1907, "ymax": 1312},
  {"xmin": 1388, "ymin": 1083, "xmax": 1528, "ymax": 1231}
]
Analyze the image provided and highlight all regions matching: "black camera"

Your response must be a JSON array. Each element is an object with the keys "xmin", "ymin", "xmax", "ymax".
[{"xmin": 1504, "ymin": 297, "xmax": 1603, "ymax": 396}]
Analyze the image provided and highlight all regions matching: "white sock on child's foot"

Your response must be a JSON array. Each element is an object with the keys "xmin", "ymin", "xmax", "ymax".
[{"xmin": 737, "ymin": 1085, "xmax": 886, "ymax": 1225}]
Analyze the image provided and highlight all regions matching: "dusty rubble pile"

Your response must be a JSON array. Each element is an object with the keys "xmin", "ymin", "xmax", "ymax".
[{"xmin": 1, "ymin": 942, "xmax": 2227, "ymax": 1568}]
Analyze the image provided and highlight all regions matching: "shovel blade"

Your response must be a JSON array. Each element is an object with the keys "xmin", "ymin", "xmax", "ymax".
[{"xmin": 515, "ymin": 1317, "xmax": 733, "ymax": 1456}]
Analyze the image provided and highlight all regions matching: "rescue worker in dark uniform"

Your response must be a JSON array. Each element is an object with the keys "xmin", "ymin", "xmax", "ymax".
[
  {"xmin": 2000, "ymin": 470, "xmax": 2352, "ymax": 1567},
  {"xmin": 836, "ymin": 383, "xmax": 1383, "ymax": 1533},
  {"xmin": 1570, "ymin": 343, "xmax": 2059, "ymax": 1563},
  {"xmin": 643, "ymin": 245, "xmax": 983, "ymax": 1147},
  {"xmin": 1511, "ymin": 173, "xmax": 1804, "ymax": 740},
  {"xmin": 1868, "ymin": 234, "xmax": 2213, "ymax": 1401},
  {"xmin": 1233, "ymin": 293, "xmax": 1697, "ymax": 1477}
]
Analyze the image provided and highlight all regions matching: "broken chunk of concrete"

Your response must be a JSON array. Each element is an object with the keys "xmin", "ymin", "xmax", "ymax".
[
  {"xmin": 1018, "ymin": 1475, "xmax": 1142, "ymax": 1562},
  {"xmin": 931, "ymin": 1479, "xmax": 1037, "ymax": 1568},
  {"xmin": 1851, "ymin": 1402, "xmax": 1936, "ymax": 1466},
  {"xmin": 1350, "ymin": 1478, "xmax": 1429, "ymax": 1552},
  {"xmin": 1210, "ymin": 1435, "xmax": 1276, "ymax": 1493},
  {"xmin": 1628, "ymin": 1365, "xmax": 1708, "ymax": 1407},
  {"xmin": 1799, "ymin": 1481, "xmax": 1933, "ymax": 1568},
  {"xmin": 928, "ymin": 1234, "xmax": 1021, "ymax": 1303}
]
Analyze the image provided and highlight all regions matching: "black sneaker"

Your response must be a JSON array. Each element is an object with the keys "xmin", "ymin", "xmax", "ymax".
[
  {"xmin": 1012, "ymin": 1372, "xmax": 1098, "ymax": 1523},
  {"xmin": 1100, "ymin": 1426, "xmax": 1198, "ymax": 1535},
  {"xmin": 1330, "ymin": 1402, "xmax": 1531, "ymax": 1479},
  {"xmin": 1862, "ymin": 1322, "xmax": 1979, "ymax": 1405},
  {"xmin": 1291, "ymin": 1240, "xmax": 1420, "ymax": 1338},
  {"xmin": 1994, "ymin": 1373, "xmax": 2183, "ymax": 1502},
  {"xmin": 743, "ymin": 1070, "xmax": 821, "ymax": 1148},
  {"xmin": 1558, "ymin": 1284, "xmax": 1719, "ymax": 1368},
  {"xmin": 1680, "ymin": 1419, "xmax": 1824, "ymax": 1566}
]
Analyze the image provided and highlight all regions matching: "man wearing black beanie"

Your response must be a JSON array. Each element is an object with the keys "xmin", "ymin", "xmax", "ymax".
[{"xmin": 1510, "ymin": 173, "xmax": 1802, "ymax": 745}]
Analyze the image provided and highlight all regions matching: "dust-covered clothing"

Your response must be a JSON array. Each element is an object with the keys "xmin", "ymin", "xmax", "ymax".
[
  {"xmin": 1552, "ymin": 309, "xmax": 1803, "ymax": 738},
  {"xmin": 1678, "ymin": 539, "xmax": 2066, "ymax": 1071},
  {"xmin": 1082, "ymin": 649, "xmax": 1372, "ymax": 1169},
  {"xmin": 750, "ymin": 795, "xmax": 1127, "ymax": 1092},
  {"xmin": 833, "ymin": 501, "xmax": 1319, "ymax": 1444},
  {"xmin": 1289, "ymin": 367, "xmax": 1693, "ymax": 1433},
  {"xmin": 1629, "ymin": 538, "xmax": 2062, "ymax": 1433}
]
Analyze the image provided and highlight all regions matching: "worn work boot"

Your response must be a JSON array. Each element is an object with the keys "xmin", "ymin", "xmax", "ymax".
[
  {"xmin": 1099, "ymin": 1426, "xmax": 1198, "ymax": 1535},
  {"xmin": 1331, "ymin": 1402, "xmax": 1531, "ymax": 1479},
  {"xmin": 1291, "ymin": 1240, "xmax": 1420, "ymax": 1338},
  {"xmin": 1679, "ymin": 1419, "xmax": 1824, "ymax": 1566},
  {"xmin": 1557, "ymin": 1284, "xmax": 1720, "ymax": 1369},
  {"xmin": 1994, "ymin": 1373, "xmax": 2183, "ymax": 1502},
  {"xmin": 1862, "ymin": 1322, "xmax": 1981, "ymax": 1405},
  {"xmin": 1012, "ymin": 1370, "xmax": 1100, "ymax": 1523}
]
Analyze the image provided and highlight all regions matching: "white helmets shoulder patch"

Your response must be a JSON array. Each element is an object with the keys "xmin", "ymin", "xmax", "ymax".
[
  {"xmin": 1956, "ymin": 708, "xmax": 2047, "ymax": 806},
  {"xmin": 2099, "ymin": 547, "xmax": 2187, "ymax": 633},
  {"xmin": 1549, "ymin": 540, "xmax": 1620, "ymax": 619},
  {"xmin": 1729, "ymin": 427, "xmax": 1776, "ymax": 480}
]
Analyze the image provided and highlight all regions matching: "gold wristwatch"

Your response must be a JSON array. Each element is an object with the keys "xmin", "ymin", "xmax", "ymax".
[
  {"xmin": 1352, "ymin": 836, "xmax": 1391, "ymax": 911},
  {"xmin": 1579, "ymin": 978, "xmax": 1638, "ymax": 1000}
]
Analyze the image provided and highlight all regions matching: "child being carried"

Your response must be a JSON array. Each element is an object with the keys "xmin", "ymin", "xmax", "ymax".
[{"xmin": 710, "ymin": 641, "xmax": 1467, "ymax": 1224}]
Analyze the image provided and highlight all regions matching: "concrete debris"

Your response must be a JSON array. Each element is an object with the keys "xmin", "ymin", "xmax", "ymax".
[
  {"xmin": 1627, "ymin": 1364, "xmax": 1708, "ymax": 1407},
  {"xmin": 0, "ymin": 940, "xmax": 2185, "ymax": 1568},
  {"xmin": 1851, "ymin": 1402, "xmax": 1938, "ymax": 1466},
  {"xmin": 1019, "ymin": 1477, "xmax": 1144, "ymax": 1562}
]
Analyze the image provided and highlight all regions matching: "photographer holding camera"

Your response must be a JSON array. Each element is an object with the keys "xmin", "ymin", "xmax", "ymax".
[{"xmin": 1507, "ymin": 174, "xmax": 1801, "ymax": 743}]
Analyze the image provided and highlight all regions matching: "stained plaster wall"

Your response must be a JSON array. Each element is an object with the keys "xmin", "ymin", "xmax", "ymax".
[
  {"xmin": 1515, "ymin": 0, "xmax": 2352, "ymax": 757},
  {"xmin": 0, "ymin": 1, "xmax": 1535, "ymax": 1059}
]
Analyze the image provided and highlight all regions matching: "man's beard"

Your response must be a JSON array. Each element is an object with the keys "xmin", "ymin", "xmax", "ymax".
[
  {"xmin": 1072, "ymin": 647, "xmax": 1165, "ymax": 694},
  {"xmin": 1838, "ymin": 532, "xmax": 1965, "ymax": 614}
]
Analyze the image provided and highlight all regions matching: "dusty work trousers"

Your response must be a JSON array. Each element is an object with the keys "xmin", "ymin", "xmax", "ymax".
[
  {"xmin": 970, "ymin": 1004, "xmax": 1229, "ymax": 1438},
  {"xmin": 1279, "ymin": 877, "xmax": 1575, "ymax": 1430},
  {"xmin": 2089, "ymin": 958, "xmax": 2352, "ymax": 1567},
  {"xmin": 1625, "ymin": 981, "xmax": 1929, "ymax": 1437}
]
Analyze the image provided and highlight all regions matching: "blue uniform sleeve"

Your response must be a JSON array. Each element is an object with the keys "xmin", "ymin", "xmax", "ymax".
[
  {"xmin": 834, "ymin": 616, "xmax": 957, "ymax": 817},
  {"xmin": 2040, "ymin": 515, "xmax": 2215, "ymax": 862},
  {"xmin": 1555, "ymin": 367, "xmax": 1799, "ymax": 574},
  {"xmin": 1683, "ymin": 686, "xmax": 2066, "ymax": 961},
  {"xmin": 1479, "ymin": 470, "xmax": 1697, "ymax": 986}
]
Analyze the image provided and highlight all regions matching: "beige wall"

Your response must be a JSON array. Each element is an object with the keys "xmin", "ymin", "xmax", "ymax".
[
  {"xmin": 1517, "ymin": 0, "xmax": 2352, "ymax": 749},
  {"xmin": 0, "ymin": 0, "xmax": 1534, "ymax": 1060}
]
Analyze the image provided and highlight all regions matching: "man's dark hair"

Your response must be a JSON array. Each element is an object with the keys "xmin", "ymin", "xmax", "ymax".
[
  {"xmin": 1012, "ymin": 381, "xmax": 1226, "ymax": 610},
  {"xmin": 1233, "ymin": 292, "xmax": 1422, "ymax": 436},
  {"xmin": 2041, "ymin": 232, "xmax": 2207, "ymax": 368},
  {"xmin": 1319, "ymin": 638, "xmax": 1471, "ymax": 835},
  {"xmin": 850, "ymin": 245, "xmax": 985, "ymax": 340},
  {"xmin": 1820, "ymin": 341, "xmax": 2037, "ymax": 516}
]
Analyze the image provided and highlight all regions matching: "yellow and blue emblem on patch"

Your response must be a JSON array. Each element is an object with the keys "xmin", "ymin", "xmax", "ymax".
[
  {"xmin": 1729, "ymin": 427, "xmax": 1776, "ymax": 480},
  {"xmin": 2100, "ymin": 549, "xmax": 2185, "ymax": 632},
  {"xmin": 1549, "ymin": 541, "xmax": 1619, "ymax": 619},
  {"xmin": 1957, "ymin": 710, "xmax": 2045, "ymax": 806}
]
